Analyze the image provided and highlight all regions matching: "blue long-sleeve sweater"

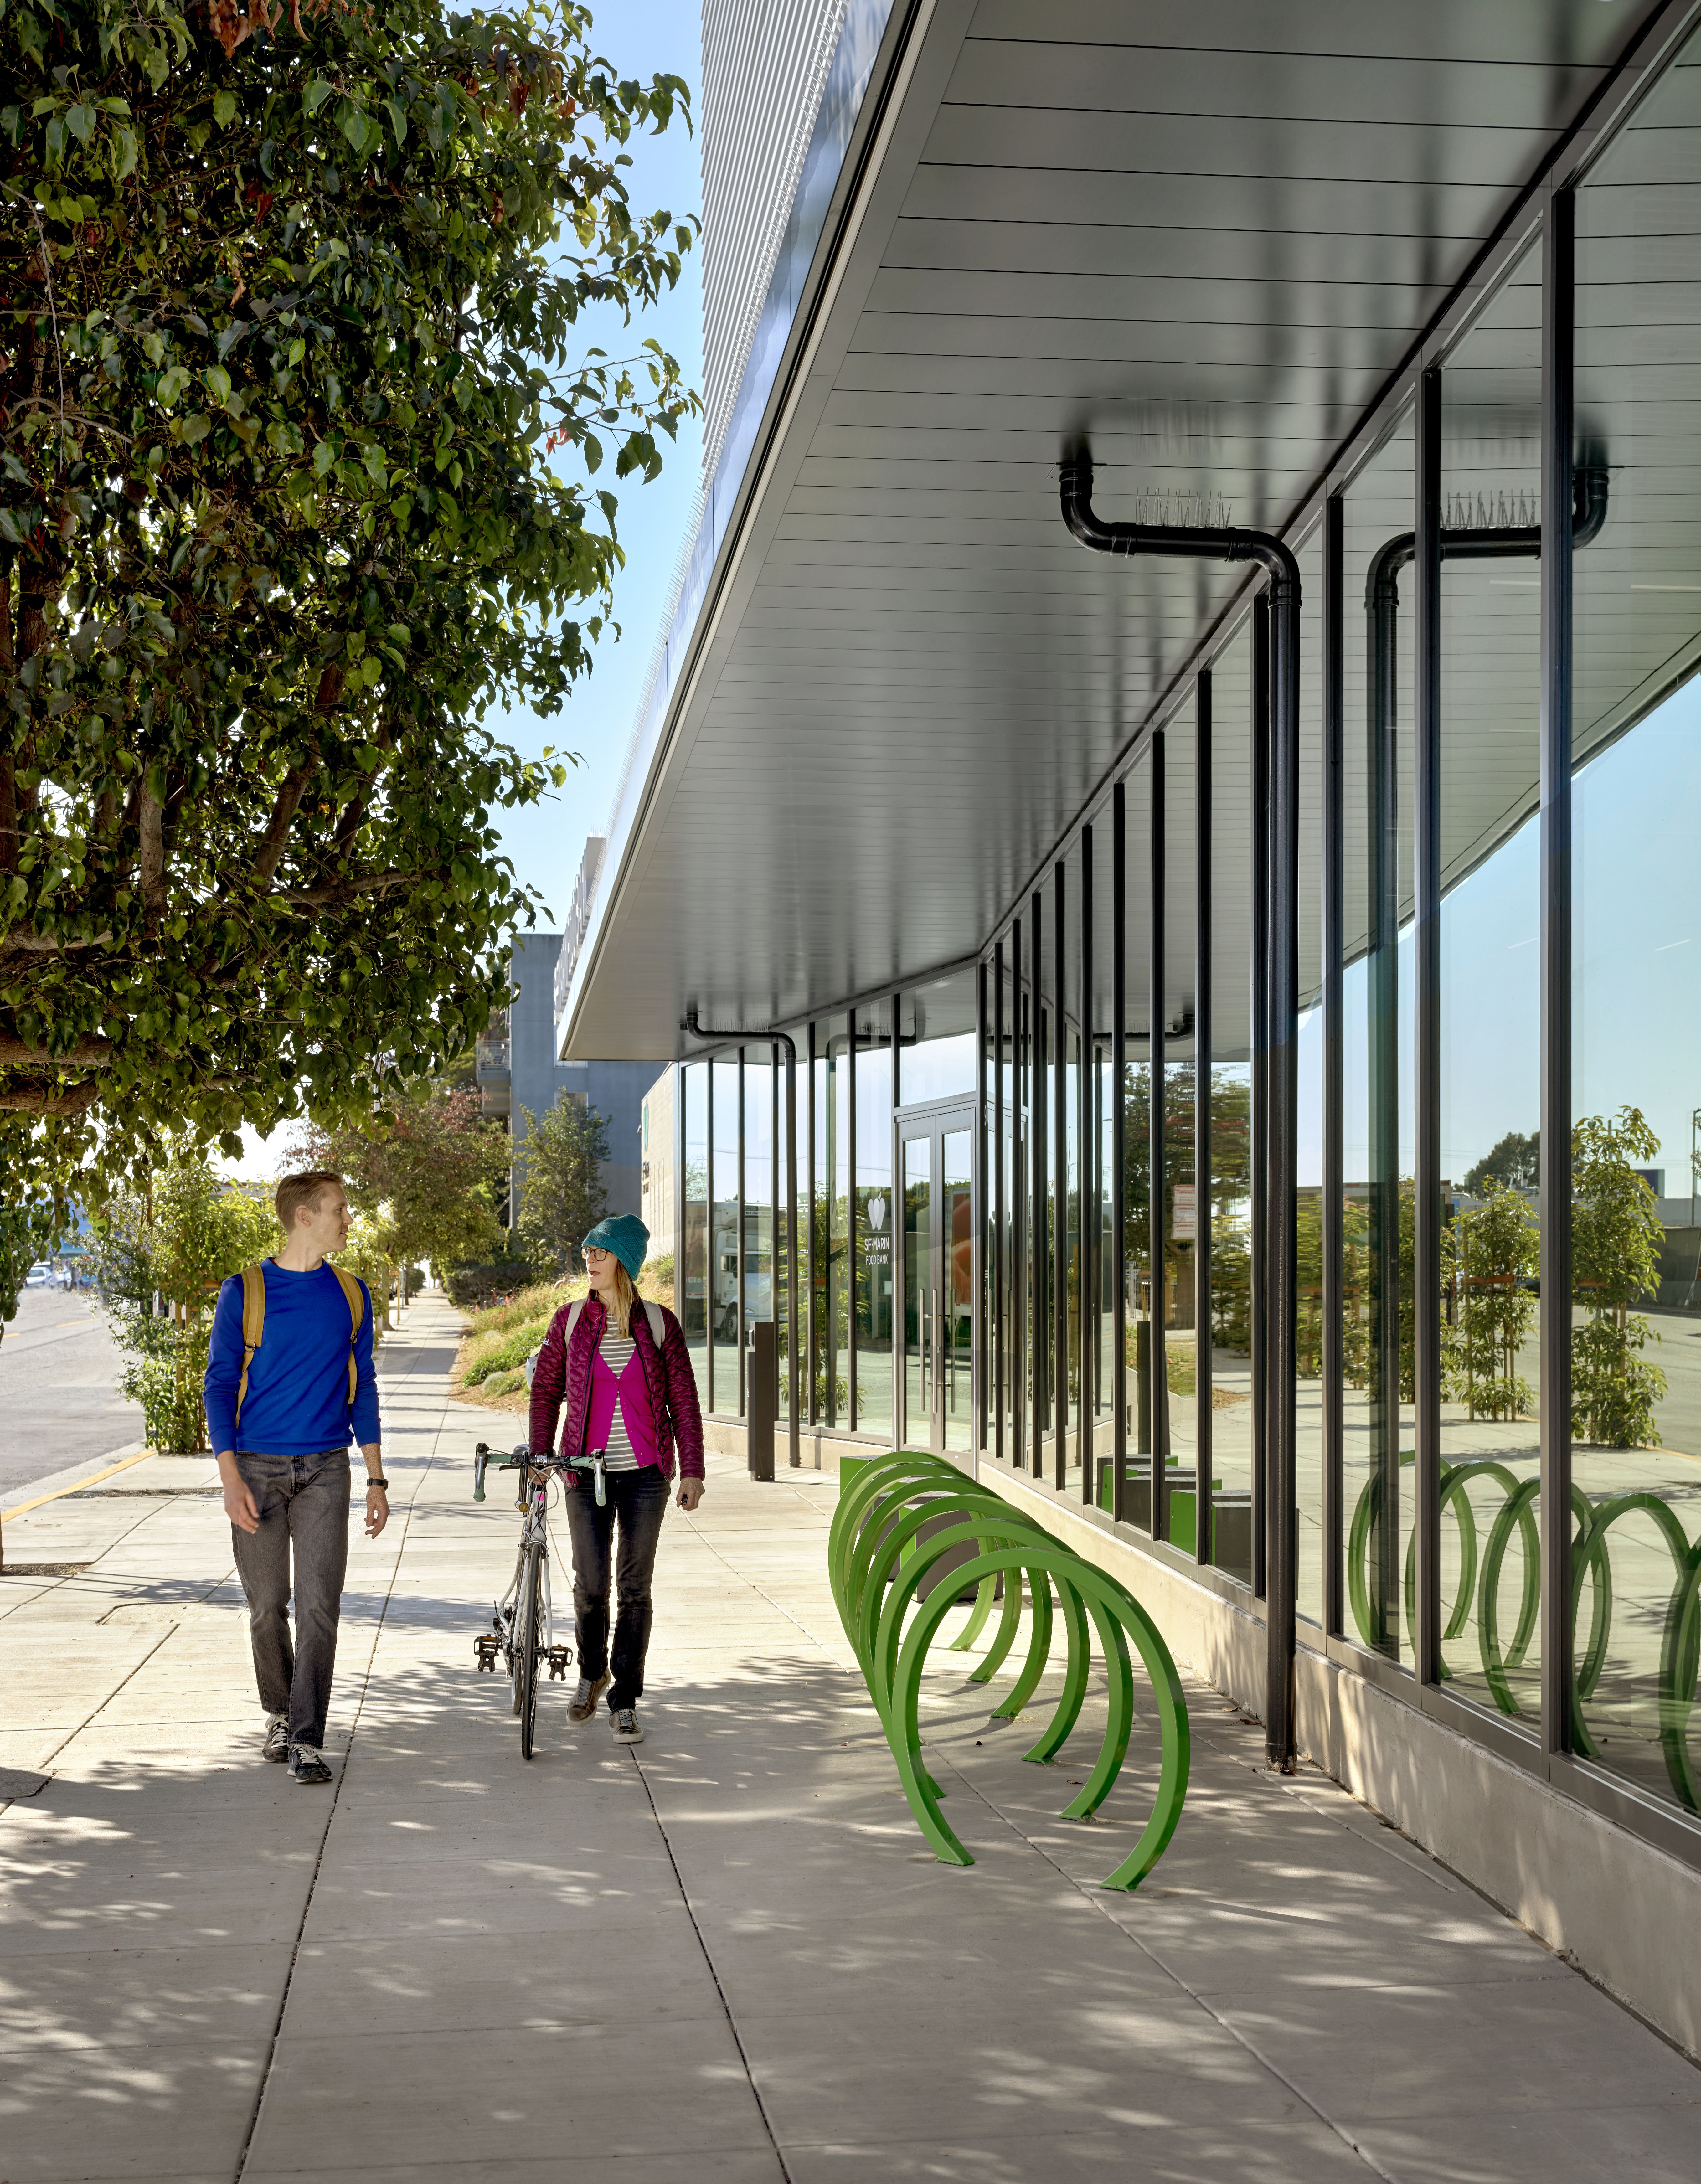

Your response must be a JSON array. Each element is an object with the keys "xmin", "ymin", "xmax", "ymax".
[{"xmin": 203, "ymin": 1259, "xmax": 380, "ymax": 1455}]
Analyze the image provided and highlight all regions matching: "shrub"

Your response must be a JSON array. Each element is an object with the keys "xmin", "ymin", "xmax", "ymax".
[
  {"xmin": 445, "ymin": 1260, "xmax": 538, "ymax": 1311},
  {"xmin": 460, "ymin": 1320, "xmax": 552, "ymax": 1386}
]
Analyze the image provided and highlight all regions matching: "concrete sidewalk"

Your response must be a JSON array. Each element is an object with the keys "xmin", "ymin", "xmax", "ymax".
[{"xmin": 3, "ymin": 1294, "xmax": 1698, "ymax": 2183}]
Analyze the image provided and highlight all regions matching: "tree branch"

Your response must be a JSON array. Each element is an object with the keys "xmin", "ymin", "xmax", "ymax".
[
  {"xmin": 254, "ymin": 761, "xmax": 315, "ymax": 885},
  {"xmin": 274, "ymin": 869, "xmax": 438, "ymax": 907},
  {"xmin": 0, "ymin": 1034, "xmax": 116, "ymax": 1066},
  {"xmin": 138, "ymin": 789, "xmax": 166, "ymax": 914},
  {"xmin": 0, "ymin": 1079, "xmax": 105, "ymax": 1115},
  {"xmin": 0, "ymin": 928, "xmax": 117, "ymax": 954}
]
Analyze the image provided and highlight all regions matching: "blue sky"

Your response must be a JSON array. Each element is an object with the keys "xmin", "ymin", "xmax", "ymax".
[{"xmin": 490, "ymin": 0, "xmax": 706, "ymax": 926}]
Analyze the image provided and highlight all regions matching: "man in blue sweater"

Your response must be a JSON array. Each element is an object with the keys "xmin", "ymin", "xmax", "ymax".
[{"xmin": 204, "ymin": 1170, "xmax": 387, "ymax": 1785}]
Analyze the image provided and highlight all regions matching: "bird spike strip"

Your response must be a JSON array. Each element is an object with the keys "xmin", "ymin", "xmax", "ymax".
[{"xmin": 829, "ymin": 1450, "xmax": 1191, "ymax": 1889}]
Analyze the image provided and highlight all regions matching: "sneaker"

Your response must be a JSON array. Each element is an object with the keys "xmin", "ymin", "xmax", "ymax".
[
  {"xmin": 569, "ymin": 1671, "xmax": 611, "ymax": 1724},
  {"xmin": 262, "ymin": 1713, "xmax": 290, "ymax": 1764},
  {"xmin": 288, "ymin": 1744, "xmax": 333, "ymax": 1785},
  {"xmin": 609, "ymin": 1707, "xmax": 643, "ymax": 1744}
]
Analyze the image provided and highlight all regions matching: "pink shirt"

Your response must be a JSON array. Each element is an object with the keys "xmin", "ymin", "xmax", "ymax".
[{"xmin": 586, "ymin": 1337, "xmax": 663, "ymax": 1469}]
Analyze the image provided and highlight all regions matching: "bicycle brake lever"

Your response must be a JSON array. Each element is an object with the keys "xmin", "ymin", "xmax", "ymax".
[{"xmin": 594, "ymin": 1453, "xmax": 607, "ymax": 1507}]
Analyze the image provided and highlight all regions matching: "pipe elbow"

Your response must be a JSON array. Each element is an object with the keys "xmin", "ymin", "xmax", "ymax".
[{"xmin": 1572, "ymin": 463, "xmax": 1610, "ymax": 550}]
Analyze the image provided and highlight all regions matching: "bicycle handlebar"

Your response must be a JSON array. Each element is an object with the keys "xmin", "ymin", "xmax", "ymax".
[{"xmin": 473, "ymin": 1441, "xmax": 577, "ymax": 1503}]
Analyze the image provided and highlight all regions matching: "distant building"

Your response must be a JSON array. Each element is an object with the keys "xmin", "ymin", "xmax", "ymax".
[{"xmin": 477, "ymin": 932, "xmax": 653, "ymax": 1229}]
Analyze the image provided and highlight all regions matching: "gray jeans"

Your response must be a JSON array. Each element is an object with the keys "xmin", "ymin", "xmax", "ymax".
[{"xmin": 231, "ymin": 1448, "xmax": 351, "ymax": 1749}]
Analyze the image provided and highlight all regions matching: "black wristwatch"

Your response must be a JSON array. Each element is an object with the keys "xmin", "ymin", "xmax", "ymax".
[{"xmin": 366, "ymin": 1475, "xmax": 389, "ymax": 1491}]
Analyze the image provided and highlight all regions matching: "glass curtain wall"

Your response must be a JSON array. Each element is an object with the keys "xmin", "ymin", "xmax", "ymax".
[
  {"xmin": 854, "ymin": 1003, "xmax": 895, "ymax": 1436},
  {"xmin": 1573, "ymin": 55, "xmax": 1701, "ymax": 1817},
  {"xmin": 1123, "ymin": 760, "xmax": 1153, "ymax": 1529},
  {"xmin": 1295, "ymin": 524, "xmax": 1326, "ymax": 1624},
  {"xmin": 1341, "ymin": 412, "xmax": 1417, "ymax": 1662},
  {"xmin": 1208, "ymin": 626, "xmax": 1255, "ymax": 1580},
  {"xmin": 1163, "ymin": 707, "xmax": 1200, "ymax": 1553},
  {"xmin": 683, "ymin": 1061, "xmax": 709, "ymax": 1409},
  {"xmin": 1435, "ymin": 248, "xmax": 1545, "ymax": 1719},
  {"xmin": 710, "ymin": 1055, "xmax": 742, "ymax": 1414}
]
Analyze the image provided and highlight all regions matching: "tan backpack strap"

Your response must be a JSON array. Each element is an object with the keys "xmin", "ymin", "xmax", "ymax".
[
  {"xmin": 235, "ymin": 1266, "xmax": 265, "ymax": 1425},
  {"xmin": 643, "ymin": 1301, "xmax": 664, "ymax": 1347},
  {"xmin": 565, "ymin": 1299, "xmax": 585, "ymax": 1340},
  {"xmin": 330, "ymin": 1267, "xmax": 364, "ymax": 1407}
]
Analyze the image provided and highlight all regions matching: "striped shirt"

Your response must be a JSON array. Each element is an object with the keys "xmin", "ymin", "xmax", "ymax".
[{"xmin": 596, "ymin": 1332, "xmax": 641, "ymax": 1469}]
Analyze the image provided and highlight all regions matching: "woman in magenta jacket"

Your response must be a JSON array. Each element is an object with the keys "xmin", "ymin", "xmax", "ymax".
[{"xmin": 528, "ymin": 1213, "xmax": 705, "ymax": 1745}]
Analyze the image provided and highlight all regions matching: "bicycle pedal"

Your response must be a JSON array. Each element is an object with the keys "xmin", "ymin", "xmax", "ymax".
[
  {"xmin": 546, "ymin": 1647, "xmax": 573, "ymax": 1680},
  {"xmin": 474, "ymin": 1634, "xmax": 502, "ymax": 1672}
]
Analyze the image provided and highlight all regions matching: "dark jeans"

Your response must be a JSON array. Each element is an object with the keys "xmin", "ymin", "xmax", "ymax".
[
  {"xmin": 564, "ymin": 1464, "xmax": 670, "ymax": 1709},
  {"xmin": 231, "ymin": 1448, "xmax": 351, "ymax": 1750}
]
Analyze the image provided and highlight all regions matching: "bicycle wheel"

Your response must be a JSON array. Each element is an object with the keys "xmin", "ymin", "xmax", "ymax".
[{"xmin": 514, "ymin": 1544, "xmax": 542, "ymax": 1760}]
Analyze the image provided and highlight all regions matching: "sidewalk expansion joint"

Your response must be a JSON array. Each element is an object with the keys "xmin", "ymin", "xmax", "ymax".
[
  {"xmin": 232, "ymin": 1382, "xmax": 442, "ymax": 2184},
  {"xmin": 629, "ymin": 1744, "xmax": 793, "ymax": 2184}
]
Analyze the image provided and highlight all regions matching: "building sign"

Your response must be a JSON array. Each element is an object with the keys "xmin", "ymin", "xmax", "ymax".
[
  {"xmin": 861, "ymin": 1193, "xmax": 891, "ymax": 1259},
  {"xmin": 1172, "ymin": 1183, "xmax": 1197, "ymax": 1243}
]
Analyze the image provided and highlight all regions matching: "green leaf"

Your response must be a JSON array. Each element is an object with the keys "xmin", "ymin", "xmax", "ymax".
[
  {"xmin": 306, "ymin": 78, "xmax": 336, "ymax": 114},
  {"xmin": 213, "ymin": 88, "xmax": 237, "ymax": 128}
]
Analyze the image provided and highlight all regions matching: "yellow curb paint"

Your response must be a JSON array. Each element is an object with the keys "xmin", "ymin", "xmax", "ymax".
[{"xmin": 2, "ymin": 1450, "xmax": 158, "ymax": 1524}]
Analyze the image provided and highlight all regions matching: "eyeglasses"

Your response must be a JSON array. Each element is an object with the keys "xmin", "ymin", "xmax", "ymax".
[{"xmin": 584, "ymin": 1247, "xmax": 610, "ymax": 1260}]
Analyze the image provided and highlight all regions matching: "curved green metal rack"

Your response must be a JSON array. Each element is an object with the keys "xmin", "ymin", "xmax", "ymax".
[{"xmin": 829, "ymin": 1449, "xmax": 1191, "ymax": 1890}]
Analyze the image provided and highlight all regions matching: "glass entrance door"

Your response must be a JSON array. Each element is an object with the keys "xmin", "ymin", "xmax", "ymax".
[{"xmin": 898, "ymin": 1105, "xmax": 977, "ymax": 1456}]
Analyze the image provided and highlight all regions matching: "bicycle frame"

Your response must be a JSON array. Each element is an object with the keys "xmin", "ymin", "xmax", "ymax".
[{"xmin": 472, "ymin": 1446, "xmax": 574, "ymax": 1694}]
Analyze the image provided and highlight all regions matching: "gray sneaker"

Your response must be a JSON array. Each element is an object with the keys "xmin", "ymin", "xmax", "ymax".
[
  {"xmin": 289, "ymin": 1744, "xmax": 333, "ymax": 1785},
  {"xmin": 262, "ymin": 1713, "xmax": 290, "ymax": 1764},
  {"xmin": 569, "ymin": 1671, "xmax": 610, "ymax": 1724},
  {"xmin": 610, "ymin": 1707, "xmax": 643, "ymax": 1744}
]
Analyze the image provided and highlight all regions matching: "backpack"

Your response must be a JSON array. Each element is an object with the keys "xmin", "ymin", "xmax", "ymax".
[
  {"xmin": 234, "ymin": 1262, "xmax": 366, "ymax": 1424},
  {"xmin": 563, "ymin": 1295, "xmax": 665, "ymax": 1348}
]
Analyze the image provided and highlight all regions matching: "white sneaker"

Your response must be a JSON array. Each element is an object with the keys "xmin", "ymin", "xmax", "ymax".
[{"xmin": 610, "ymin": 1707, "xmax": 643, "ymax": 1744}]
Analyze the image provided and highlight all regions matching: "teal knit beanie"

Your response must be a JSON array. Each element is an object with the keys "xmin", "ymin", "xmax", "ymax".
[{"xmin": 581, "ymin": 1213, "xmax": 649, "ymax": 1282}]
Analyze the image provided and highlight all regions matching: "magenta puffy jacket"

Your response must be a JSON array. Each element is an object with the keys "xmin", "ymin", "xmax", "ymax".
[{"xmin": 528, "ymin": 1293, "xmax": 706, "ymax": 1482}]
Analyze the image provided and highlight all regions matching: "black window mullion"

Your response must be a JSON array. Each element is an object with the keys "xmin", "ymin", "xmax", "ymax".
[
  {"xmin": 1322, "ymin": 497, "xmax": 1346, "ymax": 1632},
  {"xmin": 737, "ymin": 1049, "xmax": 746, "ymax": 1417},
  {"xmin": 1032, "ymin": 887, "xmax": 1047, "ymax": 1476},
  {"xmin": 994, "ymin": 944, "xmax": 1006, "ymax": 1468},
  {"xmin": 1251, "ymin": 594, "xmax": 1271, "ymax": 1596},
  {"xmin": 1151, "ymin": 732, "xmax": 1168, "ymax": 1538},
  {"xmin": 1539, "ymin": 189, "xmax": 1576, "ymax": 1759},
  {"xmin": 1080, "ymin": 825, "xmax": 1095, "ymax": 1502},
  {"xmin": 1113, "ymin": 783, "xmax": 1128, "ymax": 1525},
  {"xmin": 1415, "ymin": 368, "xmax": 1444, "ymax": 1687},
  {"xmin": 1054, "ymin": 861, "xmax": 1069, "ymax": 1489},
  {"xmin": 1194, "ymin": 677, "xmax": 1213, "ymax": 1565}
]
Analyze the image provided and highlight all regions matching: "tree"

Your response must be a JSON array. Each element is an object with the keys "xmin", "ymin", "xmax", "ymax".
[
  {"xmin": 295, "ymin": 1080, "xmax": 508, "ymax": 1291},
  {"xmin": 1464, "ymin": 1130, "xmax": 1539, "ymax": 1198},
  {"xmin": 516, "ymin": 1095, "xmax": 607, "ymax": 1275},
  {"xmin": 92, "ymin": 1150, "xmax": 277, "ymax": 1450},
  {"xmin": 1572, "ymin": 1106, "xmax": 1667, "ymax": 1447},
  {"xmin": 0, "ymin": 0, "xmax": 696, "ymax": 1221},
  {"xmin": 1445, "ymin": 1180, "xmax": 1538, "ymax": 1420}
]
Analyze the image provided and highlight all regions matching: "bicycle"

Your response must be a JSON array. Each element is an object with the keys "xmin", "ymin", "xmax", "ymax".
[{"xmin": 472, "ymin": 1441, "xmax": 582, "ymax": 1759}]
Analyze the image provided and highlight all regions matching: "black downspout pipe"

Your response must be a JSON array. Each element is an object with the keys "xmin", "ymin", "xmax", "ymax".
[
  {"xmin": 1360, "ymin": 464, "xmax": 1607, "ymax": 1656},
  {"xmin": 1061, "ymin": 446, "xmax": 1302, "ymax": 1773},
  {"xmin": 683, "ymin": 1006, "xmax": 800, "ymax": 1473}
]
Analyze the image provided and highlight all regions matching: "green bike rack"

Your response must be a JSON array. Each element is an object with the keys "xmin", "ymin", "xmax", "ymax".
[{"xmin": 829, "ymin": 1449, "xmax": 1191, "ymax": 1889}]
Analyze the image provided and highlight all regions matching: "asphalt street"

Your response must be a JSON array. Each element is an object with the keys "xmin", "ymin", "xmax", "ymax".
[{"xmin": 0, "ymin": 1288, "xmax": 143, "ymax": 1503}]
